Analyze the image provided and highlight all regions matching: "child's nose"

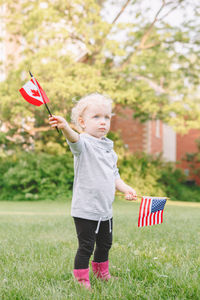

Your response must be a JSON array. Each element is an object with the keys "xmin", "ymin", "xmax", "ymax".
[{"xmin": 100, "ymin": 118, "xmax": 106, "ymax": 124}]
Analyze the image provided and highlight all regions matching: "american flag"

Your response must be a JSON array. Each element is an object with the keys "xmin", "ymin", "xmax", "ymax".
[{"xmin": 138, "ymin": 197, "xmax": 167, "ymax": 227}]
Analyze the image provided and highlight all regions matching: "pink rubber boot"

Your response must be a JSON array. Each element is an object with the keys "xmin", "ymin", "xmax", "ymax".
[
  {"xmin": 73, "ymin": 268, "xmax": 91, "ymax": 289},
  {"xmin": 92, "ymin": 260, "xmax": 111, "ymax": 281}
]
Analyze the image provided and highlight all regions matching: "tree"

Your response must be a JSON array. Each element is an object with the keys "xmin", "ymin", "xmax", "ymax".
[{"xmin": 0, "ymin": 0, "xmax": 200, "ymax": 151}]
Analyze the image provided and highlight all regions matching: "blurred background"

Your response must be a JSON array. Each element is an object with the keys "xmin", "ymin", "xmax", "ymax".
[{"xmin": 0, "ymin": 0, "xmax": 199, "ymax": 202}]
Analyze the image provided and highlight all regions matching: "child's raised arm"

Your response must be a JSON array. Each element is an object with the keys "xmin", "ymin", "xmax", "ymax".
[{"xmin": 49, "ymin": 115, "xmax": 79, "ymax": 143}]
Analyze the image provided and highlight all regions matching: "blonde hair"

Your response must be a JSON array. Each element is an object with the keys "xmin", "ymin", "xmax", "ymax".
[{"xmin": 71, "ymin": 93, "xmax": 113, "ymax": 131}]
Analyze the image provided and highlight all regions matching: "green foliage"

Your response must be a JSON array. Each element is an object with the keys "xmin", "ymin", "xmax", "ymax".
[
  {"xmin": 0, "ymin": 0, "xmax": 200, "ymax": 151},
  {"xmin": 118, "ymin": 153, "xmax": 200, "ymax": 202},
  {"xmin": 0, "ymin": 152, "xmax": 74, "ymax": 201},
  {"xmin": 0, "ymin": 145, "xmax": 199, "ymax": 202},
  {"xmin": 109, "ymin": 131, "xmax": 200, "ymax": 202}
]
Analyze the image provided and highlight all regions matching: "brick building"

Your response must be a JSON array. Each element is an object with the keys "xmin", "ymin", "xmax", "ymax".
[
  {"xmin": 177, "ymin": 130, "xmax": 200, "ymax": 185},
  {"xmin": 111, "ymin": 105, "xmax": 200, "ymax": 185}
]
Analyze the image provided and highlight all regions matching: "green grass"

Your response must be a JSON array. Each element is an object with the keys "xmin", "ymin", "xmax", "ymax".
[{"xmin": 0, "ymin": 200, "xmax": 199, "ymax": 300}]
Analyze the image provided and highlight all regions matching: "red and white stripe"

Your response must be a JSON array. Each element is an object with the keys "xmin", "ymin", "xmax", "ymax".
[{"xmin": 138, "ymin": 197, "xmax": 164, "ymax": 227}]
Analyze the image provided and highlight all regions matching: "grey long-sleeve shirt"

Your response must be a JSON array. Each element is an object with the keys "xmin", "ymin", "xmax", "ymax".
[{"xmin": 67, "ymin": 133, "xmax": 120, "ymax": 221}]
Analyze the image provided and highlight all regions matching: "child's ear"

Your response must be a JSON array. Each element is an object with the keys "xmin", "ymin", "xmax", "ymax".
[{"xmin": 78, "ymin": 117, "xmax": 85, "ymax": 129}]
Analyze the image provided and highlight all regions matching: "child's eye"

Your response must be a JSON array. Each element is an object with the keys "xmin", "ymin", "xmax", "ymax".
[
  {"xmin": 93, "ymin": 115, "xmax": 99, "ymax": 118},
  {"xmin": 105, "ymin": 115, "xmax": 110, "ymax": 119}
]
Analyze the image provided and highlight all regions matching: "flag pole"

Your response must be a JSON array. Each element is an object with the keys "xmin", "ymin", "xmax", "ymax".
[
  {"xmin": 29, "ymin": 71, "xmax": 59, "ymax": 134},
  {"xmin": 115, "ymin": 192, "xmax": 169, "ymax": 200}
]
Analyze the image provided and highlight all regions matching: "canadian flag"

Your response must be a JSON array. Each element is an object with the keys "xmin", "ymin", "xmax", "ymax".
[{"xmin": 19, "ymin": 78, "xmax": 50, "ymax": 106}]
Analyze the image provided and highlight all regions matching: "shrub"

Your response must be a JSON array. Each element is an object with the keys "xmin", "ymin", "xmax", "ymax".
[
  {"xmin": 0, "ymin": 134, "xmax": 200, "ymax": 202},
  {"xmin": 108, "ymin": 131, "xmax": 200, "ymax": 202},
  {"xmin": 0, "ymin": 152, "xmax": 74, "ymax": 201}
]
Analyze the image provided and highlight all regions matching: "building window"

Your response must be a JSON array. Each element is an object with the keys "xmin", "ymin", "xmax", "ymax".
[
  {"xmin": 155, "ymin": 119, "xmax": 160, "ymax": 138},
  {"xmin": 184, "ymin": 169, "xmax": 190, "ymax": 177}
]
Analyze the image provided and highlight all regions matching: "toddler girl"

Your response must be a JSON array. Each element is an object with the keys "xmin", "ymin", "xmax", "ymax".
[{"xmin": 49, "ymin": 93, "xmax": 137, "ymax": 289}]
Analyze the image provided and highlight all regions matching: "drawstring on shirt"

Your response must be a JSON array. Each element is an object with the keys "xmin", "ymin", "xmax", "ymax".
[
  {"xmin": 95, "ymin": 217, "xmax": 112, "ymax": 234},
  {"xmin": 95, "ymin": 217, "xmax": 102, "ymax": 234}
]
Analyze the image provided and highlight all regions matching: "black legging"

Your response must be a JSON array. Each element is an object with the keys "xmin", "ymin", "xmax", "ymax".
[{"xmin": 73, "ymin": 217, "xmax": 113, "ymax": 269}]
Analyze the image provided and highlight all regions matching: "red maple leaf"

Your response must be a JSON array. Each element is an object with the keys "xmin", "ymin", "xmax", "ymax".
[{"xmin": 31, "ymin": 89, "xmax": 40, "ymax": 97}]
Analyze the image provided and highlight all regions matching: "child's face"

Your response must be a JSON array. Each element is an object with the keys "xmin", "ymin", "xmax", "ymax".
[{"xmin": 79, "ymin": 103, "xmax": 112, "ymax": 138}]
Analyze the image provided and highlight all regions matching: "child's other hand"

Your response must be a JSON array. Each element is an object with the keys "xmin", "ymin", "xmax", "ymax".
[
  {"xmin": 125, "ymin": 188, "xmax": 137, "ymax": 201},
  {"xmin": 49, "ymin": 115, "xmax": 68, "ymax": 129}
]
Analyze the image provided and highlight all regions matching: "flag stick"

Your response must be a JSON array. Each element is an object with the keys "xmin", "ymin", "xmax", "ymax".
[
  {"xmin": 29, "ymin": 71, "xmax": 59, "ymax": 134},
  {"xmin": 115, "ymin": 192, "xmax": 169, "ymax": 200}
]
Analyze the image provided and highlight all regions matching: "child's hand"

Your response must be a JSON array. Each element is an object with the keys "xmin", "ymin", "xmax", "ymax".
[
  {"xmin": 125, "ymin": 187, "xmax": 137, "ymax": 201},
  {"xmin": 49, "ymin": 115, "xmax": 68, "ymax": 129}
]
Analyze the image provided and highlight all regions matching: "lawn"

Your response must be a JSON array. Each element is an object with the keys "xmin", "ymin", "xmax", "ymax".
[{"xmin": 0, "ymin": 199, "xmax": 199, "ymax": 300}]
